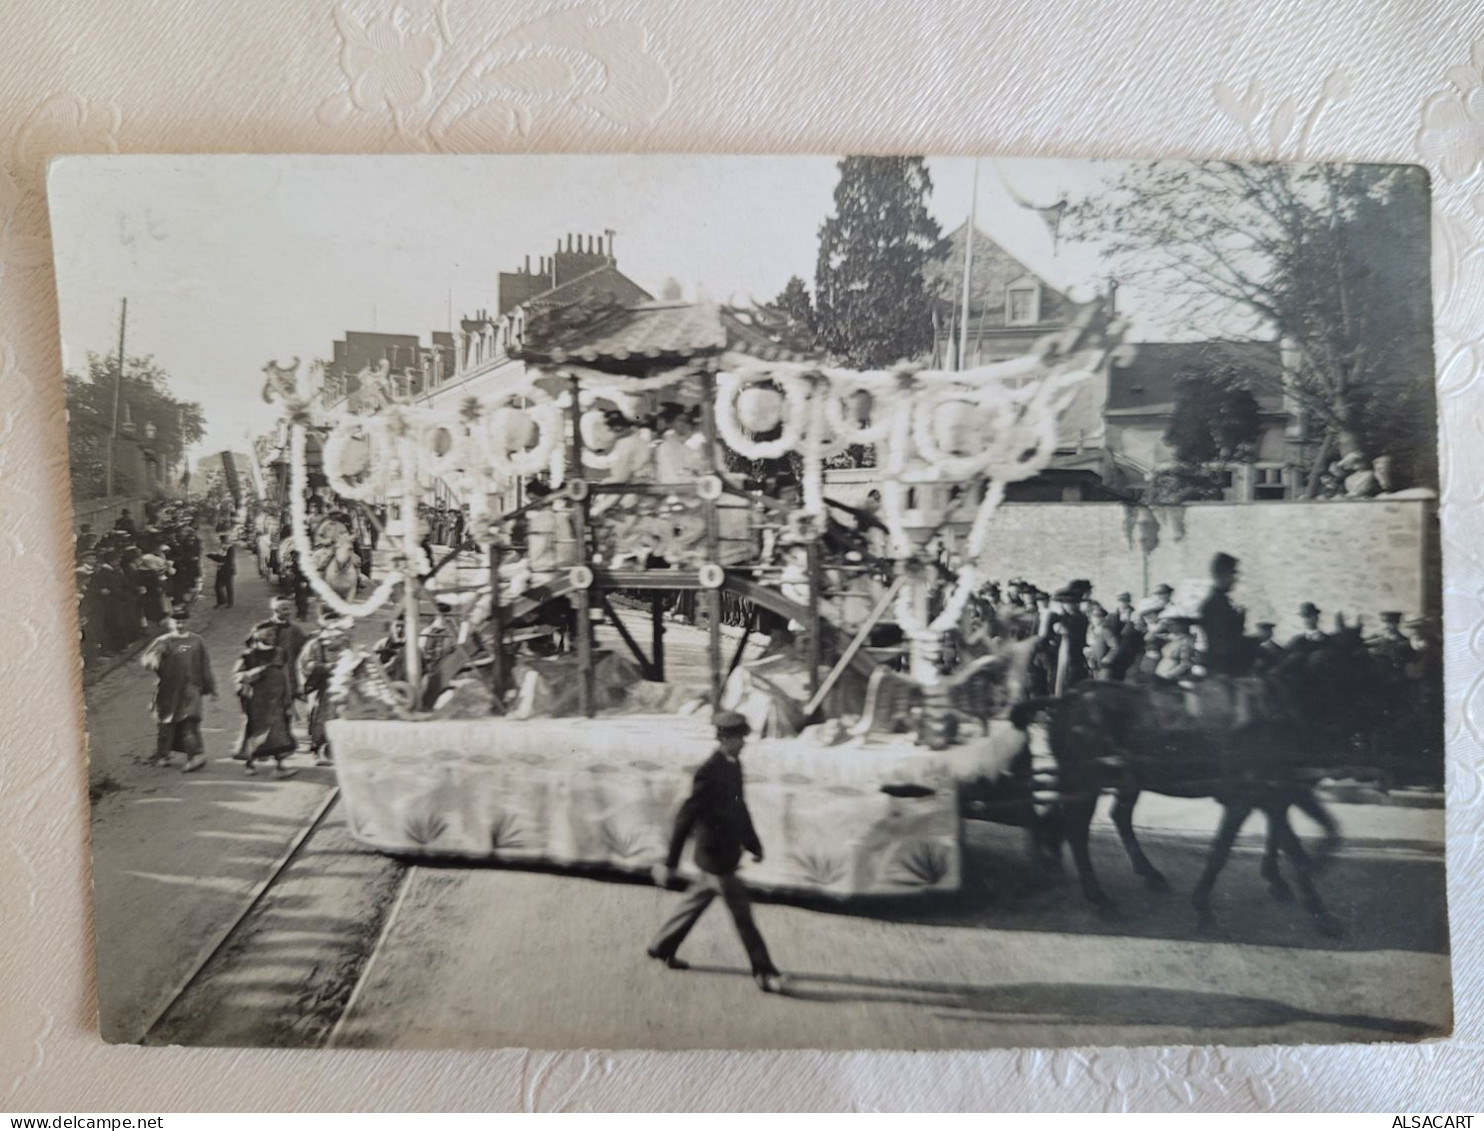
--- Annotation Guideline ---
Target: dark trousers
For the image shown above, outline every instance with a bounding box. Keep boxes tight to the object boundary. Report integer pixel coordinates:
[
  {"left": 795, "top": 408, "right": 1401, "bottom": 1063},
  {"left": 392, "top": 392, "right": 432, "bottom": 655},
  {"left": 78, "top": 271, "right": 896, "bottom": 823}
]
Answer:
[
  {"left": 649, "top": 871, "right": 778, "bottom": 976},
  {"left": 215, "top": 571, "right": 234, "bottom": 607}
]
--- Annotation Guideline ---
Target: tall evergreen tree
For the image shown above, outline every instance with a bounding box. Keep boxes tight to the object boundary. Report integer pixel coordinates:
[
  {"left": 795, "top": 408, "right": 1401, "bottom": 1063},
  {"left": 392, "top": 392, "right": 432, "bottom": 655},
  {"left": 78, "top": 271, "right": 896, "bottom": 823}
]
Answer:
[{"left": 814, "top": 157, "right": 941, "bottom": 368}]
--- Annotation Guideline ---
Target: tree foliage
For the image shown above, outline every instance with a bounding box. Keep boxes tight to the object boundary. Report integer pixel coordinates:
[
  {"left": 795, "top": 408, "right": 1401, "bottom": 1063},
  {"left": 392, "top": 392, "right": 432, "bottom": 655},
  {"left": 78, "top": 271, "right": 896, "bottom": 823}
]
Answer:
[
  {"left": 66, "top": 353, "right": 206, "bottom": 500},
  {"left": 1067, "top": 162, "right": 1435, "bottom": 490},
  {"left": 772, "top": 275, "right": 815, "bottom": 334},
  {"left": 1164, "top": 365, "right": 1262, "bottom": 465},
  {"left": 814, "top": 157, "right": 941, "bottom": 368}
]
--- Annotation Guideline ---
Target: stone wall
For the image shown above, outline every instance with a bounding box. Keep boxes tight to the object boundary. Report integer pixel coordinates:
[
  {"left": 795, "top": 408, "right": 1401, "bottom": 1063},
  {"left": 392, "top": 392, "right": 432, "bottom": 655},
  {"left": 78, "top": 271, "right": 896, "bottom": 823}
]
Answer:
[{"left": 970, "top": 498, "right": 1438, "bottom": 641}]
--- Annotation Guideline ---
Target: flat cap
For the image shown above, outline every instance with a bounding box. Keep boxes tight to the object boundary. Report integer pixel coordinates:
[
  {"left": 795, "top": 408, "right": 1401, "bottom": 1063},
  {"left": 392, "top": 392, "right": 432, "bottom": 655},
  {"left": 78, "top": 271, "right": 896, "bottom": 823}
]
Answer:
[{"left": 713, "top": 710, "right": 751, "bottom": 736}]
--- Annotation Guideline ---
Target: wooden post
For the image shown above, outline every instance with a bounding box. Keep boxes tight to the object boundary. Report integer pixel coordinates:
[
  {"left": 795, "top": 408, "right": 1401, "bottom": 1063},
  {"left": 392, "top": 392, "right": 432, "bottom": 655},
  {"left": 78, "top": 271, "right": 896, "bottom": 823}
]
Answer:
[
  {"left": 698, "top": 368, "right": 725, "bottom": 709},
  {"left": 806, "top": 541, "right": 823, "bottom": 694},
  {"left": 651, "top": 591, "right": 666, "bottom": 682},
  {"left": 567, "top": 371, "right": 594, "bottom": 717},
  {"left": 488, "top": 534, "right": 504, "bottom": 713}
]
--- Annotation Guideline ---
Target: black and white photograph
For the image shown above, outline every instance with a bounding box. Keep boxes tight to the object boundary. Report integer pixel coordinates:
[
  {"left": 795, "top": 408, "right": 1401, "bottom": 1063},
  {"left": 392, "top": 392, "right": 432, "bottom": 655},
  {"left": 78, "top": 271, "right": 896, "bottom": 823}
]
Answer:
[{"left": 50, "top": 154, "right": 1448, "bottom": 1050}]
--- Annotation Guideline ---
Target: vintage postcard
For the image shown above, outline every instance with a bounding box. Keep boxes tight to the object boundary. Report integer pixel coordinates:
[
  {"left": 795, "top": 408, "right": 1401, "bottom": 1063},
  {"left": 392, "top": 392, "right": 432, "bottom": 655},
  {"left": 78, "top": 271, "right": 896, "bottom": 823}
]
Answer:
[{"left": 49, "top": 154, "right": 1449, "bottom": 1049}]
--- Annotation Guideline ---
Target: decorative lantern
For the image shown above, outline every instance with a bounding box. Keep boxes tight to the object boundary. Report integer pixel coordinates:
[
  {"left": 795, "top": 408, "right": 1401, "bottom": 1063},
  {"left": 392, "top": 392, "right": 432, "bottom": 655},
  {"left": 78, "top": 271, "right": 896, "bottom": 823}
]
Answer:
[
  {"left": 736, "top": 384, "right": 784, "bottom": 433},
  {"left": 503, "top": 408, "right": 537, "bottom": 453},
  {"left": 933, "top": 400, "right": 977, "bottom": 457}
]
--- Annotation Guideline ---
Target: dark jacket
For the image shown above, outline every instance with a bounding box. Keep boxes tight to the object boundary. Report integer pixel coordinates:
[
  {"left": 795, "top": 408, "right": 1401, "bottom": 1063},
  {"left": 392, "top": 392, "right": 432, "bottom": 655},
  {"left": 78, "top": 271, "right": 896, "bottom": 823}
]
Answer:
[
  {"left": 1199, "top": 588, "right": 1253, "bottom": 676},
  {"left": 208, "top": 544, "right": 237, "bottom": 576},
  {"left": 665, "top": 749, "right": 763, "bottom": 875},
  {"left": 147, "top": 631, "right": 216, "bottom": 723}
]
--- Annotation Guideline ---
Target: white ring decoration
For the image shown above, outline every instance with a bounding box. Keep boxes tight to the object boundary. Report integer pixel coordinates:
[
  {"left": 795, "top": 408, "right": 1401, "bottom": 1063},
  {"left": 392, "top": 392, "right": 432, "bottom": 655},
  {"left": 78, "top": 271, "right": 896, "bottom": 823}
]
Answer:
[
  {"left": 715, "top": 371, "right": 810, "bottom": 460},
  {"left": 822, "top": 382, "right": 896, "bottom": 447},
  {"left": 290, "top": 423, "right": 405, "bottom": 619},
  {"left": 420, "top": 417, "right": 466, "bottom": 480},
  {"left": 322, "top": 420, "right": 387, "bottom": 502}
]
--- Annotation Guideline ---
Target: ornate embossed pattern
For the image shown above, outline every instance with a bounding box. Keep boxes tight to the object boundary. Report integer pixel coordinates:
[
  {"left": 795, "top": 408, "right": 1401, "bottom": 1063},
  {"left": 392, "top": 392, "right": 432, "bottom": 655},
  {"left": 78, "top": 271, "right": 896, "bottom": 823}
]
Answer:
[
  {"left": 0, "top": 0, "right": 1482, "bottom": 1113},
  {"left": 317, "top": 2, "right": 673, "bottom": 148}
]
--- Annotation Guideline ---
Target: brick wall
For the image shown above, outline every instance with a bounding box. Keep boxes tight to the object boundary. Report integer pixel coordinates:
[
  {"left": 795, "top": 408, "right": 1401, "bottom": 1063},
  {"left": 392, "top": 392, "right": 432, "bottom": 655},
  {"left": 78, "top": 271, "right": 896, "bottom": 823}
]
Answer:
[{"left": 970, "top": 498, "right": 1437, "bottom": 641}]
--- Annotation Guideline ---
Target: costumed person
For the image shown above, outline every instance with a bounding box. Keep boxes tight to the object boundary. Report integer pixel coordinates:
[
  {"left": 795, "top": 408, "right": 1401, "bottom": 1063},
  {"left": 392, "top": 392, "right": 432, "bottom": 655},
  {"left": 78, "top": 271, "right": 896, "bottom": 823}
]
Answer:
[
  {"left": 1197, "top": 552, "right": 1254, "bottom": 676},
  {"left": 418, "top": 601, "right": 458, "bottom": 710},
  {"left": 262, "top": 595, "right": 309, "bottom": 748},
  {"left": 233, "top": 621, "right": 298, "bottom": 778},
  {"left": 591, "top": 410, "right": 656, "bottom": 567},
  {"left": 652, "top": 405, "right": 709, "bottom": 565},
  {"left": 647, "top": 711, "right": 788, "bottom": 994},
  {"left": 207, "top": 535, "right": 237, "bottom": 608},
  {"left": 299, "top": 611, "right": 353, "bottom": 766},
  {"left": 139, "top": 604, "right": 216, "bottom": 773}
]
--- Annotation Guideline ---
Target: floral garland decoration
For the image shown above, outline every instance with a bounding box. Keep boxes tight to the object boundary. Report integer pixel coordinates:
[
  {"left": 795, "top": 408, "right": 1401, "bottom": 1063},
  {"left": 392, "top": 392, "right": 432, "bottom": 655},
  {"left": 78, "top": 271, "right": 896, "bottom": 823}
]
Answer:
[
  {"left": 715, "top": 370, "right": 812, "bottom": 461},
  {"left": 322, "top": 418, "right": 389, "bottom": 502},
  {"left": 291, "top": 421, "right": 407, "bottom": 619}
]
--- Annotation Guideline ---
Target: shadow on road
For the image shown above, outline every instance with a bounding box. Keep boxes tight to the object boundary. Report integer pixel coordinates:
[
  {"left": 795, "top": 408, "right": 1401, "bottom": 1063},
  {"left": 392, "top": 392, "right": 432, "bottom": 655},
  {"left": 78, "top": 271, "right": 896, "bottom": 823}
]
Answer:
[{"left": 681, "top": 964, "right": 1441, "bottom": 1038}]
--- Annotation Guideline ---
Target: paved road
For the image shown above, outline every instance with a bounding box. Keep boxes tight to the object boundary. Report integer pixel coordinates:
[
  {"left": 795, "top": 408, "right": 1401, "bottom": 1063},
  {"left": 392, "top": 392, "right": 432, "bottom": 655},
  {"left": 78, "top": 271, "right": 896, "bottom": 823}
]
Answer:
[
  {"left": 330, "top": 824, "right": 1449, "bottom": 1050},
  {"left": 85, "top": 562, "right": 341, "bottom": 1042}
]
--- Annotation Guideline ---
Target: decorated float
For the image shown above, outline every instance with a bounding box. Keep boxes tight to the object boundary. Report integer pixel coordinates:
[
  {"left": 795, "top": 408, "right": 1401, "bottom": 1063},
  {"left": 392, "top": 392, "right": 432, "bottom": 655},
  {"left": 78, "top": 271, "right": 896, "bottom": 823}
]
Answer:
[{"left": 262, "top": 298, "right": 1127, "bottom": 898}]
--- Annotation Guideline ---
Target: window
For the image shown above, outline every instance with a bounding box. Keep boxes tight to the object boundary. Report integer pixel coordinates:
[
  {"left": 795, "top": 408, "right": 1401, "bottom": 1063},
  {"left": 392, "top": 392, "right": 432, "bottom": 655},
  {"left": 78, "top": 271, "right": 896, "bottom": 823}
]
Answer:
[
  {"left": 906, "top": 487, "right": 918, "bottom": 510},
  {"left": 1006, "top": 281, "right": 1041, "bottom": 326}
]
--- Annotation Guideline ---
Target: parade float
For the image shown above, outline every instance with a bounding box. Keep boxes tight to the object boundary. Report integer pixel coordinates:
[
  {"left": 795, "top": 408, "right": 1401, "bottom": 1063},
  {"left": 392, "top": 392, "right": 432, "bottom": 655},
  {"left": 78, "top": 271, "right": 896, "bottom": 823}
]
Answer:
[{"left": 262, "top": 298, "right": 1127, "bottom": 898}]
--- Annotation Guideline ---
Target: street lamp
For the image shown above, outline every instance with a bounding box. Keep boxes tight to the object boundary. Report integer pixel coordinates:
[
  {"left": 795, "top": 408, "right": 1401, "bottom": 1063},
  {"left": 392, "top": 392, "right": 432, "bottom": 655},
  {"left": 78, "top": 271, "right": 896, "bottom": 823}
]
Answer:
[{"left": 1134, "top": 505, "right": 1160, "bottom": 596}]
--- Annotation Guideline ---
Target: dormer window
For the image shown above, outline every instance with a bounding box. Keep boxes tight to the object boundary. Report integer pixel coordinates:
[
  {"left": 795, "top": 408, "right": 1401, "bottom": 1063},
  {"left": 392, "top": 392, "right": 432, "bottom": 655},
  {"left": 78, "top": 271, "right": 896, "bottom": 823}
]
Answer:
[{"left": 1006, "top": 279, "right": 1041, "bottom": 326}]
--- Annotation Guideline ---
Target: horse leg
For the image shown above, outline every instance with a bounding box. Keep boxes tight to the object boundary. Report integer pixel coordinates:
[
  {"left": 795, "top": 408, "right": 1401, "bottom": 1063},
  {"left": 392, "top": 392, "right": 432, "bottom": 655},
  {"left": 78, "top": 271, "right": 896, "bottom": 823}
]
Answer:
[
  {"left": 1110, "top": 788, "right": 1168, "bottom": 892},
  {"left": 1190, "top": 802, "right": 1252, "bottom": 933},
  {"left": 1292, "top": 788, "right": 1342, "bottom": 870},
  {"left": 1267, "top": 803, "right": 1343, "bottom": 938},
  {"left": 1259, "top": 816, "right": 1294, "bottom": 902},
  {"left": 1062, "top": 792, "right": 1116, "bottom": 918}
]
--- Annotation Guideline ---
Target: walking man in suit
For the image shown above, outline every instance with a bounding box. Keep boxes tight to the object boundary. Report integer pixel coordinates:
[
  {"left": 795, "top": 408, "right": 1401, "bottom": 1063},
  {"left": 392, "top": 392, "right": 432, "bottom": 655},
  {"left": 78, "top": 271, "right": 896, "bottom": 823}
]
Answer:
[
  {"left": 648, "top": 711, "right": 788, "bottom": 993},
  {"left": 208, "top": 536, "right": 237, "bottom": 608}
]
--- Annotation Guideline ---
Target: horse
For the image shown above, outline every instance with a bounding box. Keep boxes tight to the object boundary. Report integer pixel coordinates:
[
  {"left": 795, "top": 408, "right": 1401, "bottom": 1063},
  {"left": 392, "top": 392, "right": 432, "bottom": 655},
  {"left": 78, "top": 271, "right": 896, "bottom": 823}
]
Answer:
[{"left": 1037, "top": 626, "right": 1392, "bottom": 937}]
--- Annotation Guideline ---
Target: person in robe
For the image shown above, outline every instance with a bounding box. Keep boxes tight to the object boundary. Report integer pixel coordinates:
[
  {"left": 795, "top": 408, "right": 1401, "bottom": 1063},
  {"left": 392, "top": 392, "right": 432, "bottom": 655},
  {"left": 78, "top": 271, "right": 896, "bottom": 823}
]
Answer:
[
  {"left": 299, "top": 611, "right": 353, "bottom": 766},
  {"left": 233, "top": 621, "right": 298, "bottom": 778},
  {"left": 140, "top": 605, "right": 216, "bottom": 773}
]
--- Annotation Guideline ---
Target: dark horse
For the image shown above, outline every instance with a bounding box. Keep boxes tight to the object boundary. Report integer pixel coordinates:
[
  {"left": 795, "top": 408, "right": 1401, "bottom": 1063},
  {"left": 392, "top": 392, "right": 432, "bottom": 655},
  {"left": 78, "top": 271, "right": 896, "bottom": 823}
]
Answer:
[{"left": 1041, "top": 629, "right": 1399, "bottom": 937}]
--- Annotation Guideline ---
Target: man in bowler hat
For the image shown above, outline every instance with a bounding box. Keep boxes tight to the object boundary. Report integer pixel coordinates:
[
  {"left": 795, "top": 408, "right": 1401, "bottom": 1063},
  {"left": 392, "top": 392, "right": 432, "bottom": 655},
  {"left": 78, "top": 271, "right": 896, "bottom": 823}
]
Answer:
[{"left": 649, "top": 711, "right": 787, "bottom": 993}]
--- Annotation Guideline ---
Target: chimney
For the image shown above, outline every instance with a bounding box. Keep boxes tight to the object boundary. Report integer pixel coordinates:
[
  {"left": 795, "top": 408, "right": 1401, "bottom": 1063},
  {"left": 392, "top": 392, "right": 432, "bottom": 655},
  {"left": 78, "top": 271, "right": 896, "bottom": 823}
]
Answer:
[
  {"left": 605, "top": 228, "right": 616, "bottom": 262},
  {"left": 525, "top": 255, "right": 531, "bottom": 273},
  {"left": 586, "top": 234, "right": 594, "bottom": 254},
  {"left": 566, "top": 233, "right": 573, "bottom": 252}
]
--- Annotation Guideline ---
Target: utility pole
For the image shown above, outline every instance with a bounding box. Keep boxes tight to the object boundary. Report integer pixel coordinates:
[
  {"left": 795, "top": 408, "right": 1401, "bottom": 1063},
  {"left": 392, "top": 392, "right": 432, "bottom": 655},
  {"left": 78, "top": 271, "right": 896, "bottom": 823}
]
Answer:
[
  {"left": 957, "top": 159, "right": 979, "bottom": 371},
  {"left": 104, "top": 297, "right": 128, "bottom": 500}
]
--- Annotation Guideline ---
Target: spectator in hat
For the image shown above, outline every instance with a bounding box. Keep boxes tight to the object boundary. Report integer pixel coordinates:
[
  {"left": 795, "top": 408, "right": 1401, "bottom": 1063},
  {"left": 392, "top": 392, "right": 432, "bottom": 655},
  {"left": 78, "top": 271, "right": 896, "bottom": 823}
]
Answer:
[
  {"left": 1198, "top": 551, "right": 1254, "bottom": 676},
  {"left": 1369, "top": 610, "right": 1416, "bottom": 674},
  {"left": 1155, "top": 614, "right": 1198, "bottom": 683},
  {"left": 1288, "top": 602, "right": 1329, "bottom": 655},
  {"left": 1108, "top": 591, "right": 1136, "bottom": 634},
  {"left": 1150, "top": 583, "right": 1174, "bottom": 614},
  {"left": 1253, "top": 621, "right": 1286, "bottom": 671},
  {"left": 648, "top": 710, "right": 787, "bottom": 994},
  {"left": 139, "top": 604, "right": 215, "bottom": 773}
]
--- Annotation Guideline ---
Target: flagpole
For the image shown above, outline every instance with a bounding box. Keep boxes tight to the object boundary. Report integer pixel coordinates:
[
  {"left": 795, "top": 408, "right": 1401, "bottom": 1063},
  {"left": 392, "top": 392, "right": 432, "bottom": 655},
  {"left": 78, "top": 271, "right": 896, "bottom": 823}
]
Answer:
[
  {"left": 957, "top": 160, "right": 979, "bottom": 372},
  {"left": 104, "top": 297, "right": 128, "bottom": 500}
]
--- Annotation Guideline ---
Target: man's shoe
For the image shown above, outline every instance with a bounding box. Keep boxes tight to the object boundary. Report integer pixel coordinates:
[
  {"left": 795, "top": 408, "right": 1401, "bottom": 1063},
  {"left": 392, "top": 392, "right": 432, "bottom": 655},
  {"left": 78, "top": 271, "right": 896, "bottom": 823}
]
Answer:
[
  {"left": 754, "top": 972, "right": 789, "bottom": 994},
  {"left": 182, "top": 756, "right": 207, "bottom": 774},
  {"left": 647, "top": 949, "right": 689, "bottom": 971}
]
